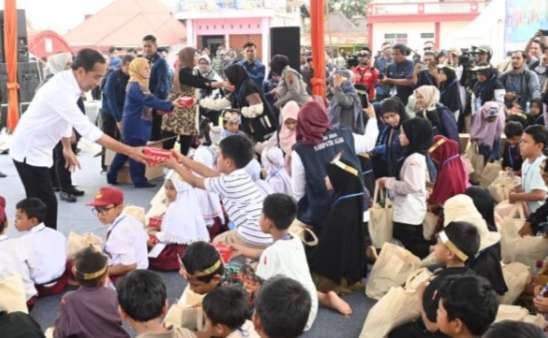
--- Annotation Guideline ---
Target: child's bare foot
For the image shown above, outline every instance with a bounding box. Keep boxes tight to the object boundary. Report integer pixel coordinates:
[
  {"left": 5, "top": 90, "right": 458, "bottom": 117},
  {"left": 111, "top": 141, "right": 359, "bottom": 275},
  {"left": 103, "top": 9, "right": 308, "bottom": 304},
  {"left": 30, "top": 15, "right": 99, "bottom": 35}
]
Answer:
[{"left": 327, "top": 291, "right": 352, "bottom": 316}]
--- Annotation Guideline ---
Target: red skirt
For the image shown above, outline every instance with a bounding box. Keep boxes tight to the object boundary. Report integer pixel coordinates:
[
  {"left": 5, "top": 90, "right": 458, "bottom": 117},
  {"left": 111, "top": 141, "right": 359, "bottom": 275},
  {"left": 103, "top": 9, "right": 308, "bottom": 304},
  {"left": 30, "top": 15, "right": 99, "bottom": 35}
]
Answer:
[
  {"left": 148, "top": 244, "right": 187, "bottom": 271},
  {"left": 26, "top": 296, "right": 38, "bottom": 311},
  {"left": 35, "top": 262, "right": 71, "bottom": 297}
]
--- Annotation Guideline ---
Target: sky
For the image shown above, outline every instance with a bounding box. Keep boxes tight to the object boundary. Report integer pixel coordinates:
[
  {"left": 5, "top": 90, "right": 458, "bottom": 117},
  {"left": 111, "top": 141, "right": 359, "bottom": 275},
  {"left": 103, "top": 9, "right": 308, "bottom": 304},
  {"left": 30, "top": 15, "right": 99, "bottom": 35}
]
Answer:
[{"left": 0, "top": 0, "right": 176, "bottom": 34}]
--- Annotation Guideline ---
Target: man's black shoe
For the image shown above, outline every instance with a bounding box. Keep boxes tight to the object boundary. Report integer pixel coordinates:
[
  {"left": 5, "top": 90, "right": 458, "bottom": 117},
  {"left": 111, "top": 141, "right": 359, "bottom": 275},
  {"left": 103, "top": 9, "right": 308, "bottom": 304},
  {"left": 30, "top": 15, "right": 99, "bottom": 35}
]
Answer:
[
  {"left": 67, "top": 186, "right": 85, "bottom": 196},
  {"left": 60, "top": 192, "right": 77, "bottom": 203}
]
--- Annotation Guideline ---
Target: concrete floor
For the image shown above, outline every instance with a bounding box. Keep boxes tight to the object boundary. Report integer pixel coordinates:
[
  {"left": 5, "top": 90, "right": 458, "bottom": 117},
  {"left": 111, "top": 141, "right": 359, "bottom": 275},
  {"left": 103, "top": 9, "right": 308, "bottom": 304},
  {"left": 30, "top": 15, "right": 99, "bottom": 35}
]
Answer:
[{"left": 0, "top": 141, "right": 375, "bottom": 338}]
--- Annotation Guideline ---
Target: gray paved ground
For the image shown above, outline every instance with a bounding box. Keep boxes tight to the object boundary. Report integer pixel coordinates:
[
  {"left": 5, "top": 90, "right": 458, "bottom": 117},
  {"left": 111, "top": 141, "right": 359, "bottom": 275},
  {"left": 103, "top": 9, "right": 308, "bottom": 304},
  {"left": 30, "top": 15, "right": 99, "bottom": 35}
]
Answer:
[{"left": 0, "top": 143, "right": 375, "bottom": 338}]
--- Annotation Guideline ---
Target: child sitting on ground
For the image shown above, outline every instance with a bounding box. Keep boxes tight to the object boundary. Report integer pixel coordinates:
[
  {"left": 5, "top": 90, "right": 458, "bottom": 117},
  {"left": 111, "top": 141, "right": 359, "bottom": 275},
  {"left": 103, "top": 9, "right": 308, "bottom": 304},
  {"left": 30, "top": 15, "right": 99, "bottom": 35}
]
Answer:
[
  {"left": 236, "top": 193, "right": 351, "bottom": 331},
  {"left": 162, "top": 135, "right": 272, "bottom": 253},
  {"left": 389, "top": 221, "right": 480, "bottom": 338},
  {"left": 220, "top": 110, "right": 245, "bottom": 140},
  {"left": 15, "top": 197, "right": 67, "bottom": 297},
  {"left": 0, "top": 196, "right": 37, "bottom": 305},
  {"left": 201, "top": 286, "right": 259, "bottom": 338},
  {"left": 528, "top": 98, "right": 545, "bottom": 126},
  {"left": 509, "top": 125, "right": 548, "bottom": 214},
  {"left": 164, "top": 241, "right": 225, "bottom": 331},
  {"left": 88, "top": 187, "right": 148, "bottom": 278},
  {"left": 435, "top": 275, "right": 499, "bottom": 338},
  {"left": 261, "top": 147, "right": 293, "bottom": 195},
  {"left": 52, "top": 247, "right": 129, "bottom": 338},
  {"left": 253, "top": 276, "right": 312, "bottom": 338},
  {"left": 148, "top": 171, "right": 209, "bottom": 271},
  {"left": 502, "top": 121, "right": 524, "bottom": 174},
  {"left": 117, "top": 270, "right": 196, "bottom": 338}
]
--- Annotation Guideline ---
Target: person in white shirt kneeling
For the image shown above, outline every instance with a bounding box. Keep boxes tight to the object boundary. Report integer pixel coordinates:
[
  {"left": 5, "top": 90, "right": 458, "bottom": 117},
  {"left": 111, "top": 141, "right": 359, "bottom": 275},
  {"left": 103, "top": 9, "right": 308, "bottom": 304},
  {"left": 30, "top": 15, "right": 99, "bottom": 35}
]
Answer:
[{"left": 88, "top": 187, "right": 148, "bottom": 281}]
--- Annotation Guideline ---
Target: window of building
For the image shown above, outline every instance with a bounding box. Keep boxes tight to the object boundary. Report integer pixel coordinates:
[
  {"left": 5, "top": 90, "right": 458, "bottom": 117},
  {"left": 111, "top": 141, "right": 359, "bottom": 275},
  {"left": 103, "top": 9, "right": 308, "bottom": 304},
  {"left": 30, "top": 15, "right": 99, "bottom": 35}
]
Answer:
[
  {"left": 384, "top": 33, "right": 408, "bottom": 45},
  {"left": 421, "top": 33, "right": 435, "bottom": 39}
]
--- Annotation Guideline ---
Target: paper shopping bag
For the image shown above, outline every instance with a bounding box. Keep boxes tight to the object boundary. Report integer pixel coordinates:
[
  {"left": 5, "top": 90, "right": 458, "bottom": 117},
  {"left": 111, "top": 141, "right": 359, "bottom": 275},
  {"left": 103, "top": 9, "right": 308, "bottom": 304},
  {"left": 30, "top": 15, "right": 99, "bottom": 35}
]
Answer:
[
  {"left": 464, "top": 141, "right": 484, "bottom": 181},
  {"left": 478, "top": 161, "right": 502, "bottom": 187},
  {"left": 499, "top": 262, "right": 531, "bottom": 305},
  {"left": 366, "top": 242, "right": 422, "bottom": 299},
  {"left": 488, "top": 171, "right": 521, "bottom": 203},
  {"left": 369, "top": 182, "right": 393, "bottom": 249},
  {"left": 67, "top": 232, "right": 103, "bottom": 259},
  {"left": 495, "top": 202, "right": 548, "bottom": 266},
  {"left": 0, "top": 274, "right": 28, "bottom": 313}
]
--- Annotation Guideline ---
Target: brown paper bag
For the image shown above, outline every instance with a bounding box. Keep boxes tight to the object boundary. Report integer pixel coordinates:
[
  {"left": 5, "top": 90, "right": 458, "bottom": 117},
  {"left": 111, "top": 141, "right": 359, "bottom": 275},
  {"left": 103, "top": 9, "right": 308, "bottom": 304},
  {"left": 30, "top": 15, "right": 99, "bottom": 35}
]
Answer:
[
  {"left": 67, "top": 232, "right": 103, "bottom": 259},
  {"left": 495, "top": 202, "right": 548, "bottom": 266},
  {"left": 366, "top": 242, "right": 422, "bottom": 299},
  {"left": 478, "top": 161, "right": 502, "bottom": 187},
  {"left": 369, "top": 182, "right": 393, "bottom": 249},
  {"left": 499, "top": 262, "right": 531, "bottom": 305},
  {"left": 0, "top": 274, "right": 28, "bottom": 313}
]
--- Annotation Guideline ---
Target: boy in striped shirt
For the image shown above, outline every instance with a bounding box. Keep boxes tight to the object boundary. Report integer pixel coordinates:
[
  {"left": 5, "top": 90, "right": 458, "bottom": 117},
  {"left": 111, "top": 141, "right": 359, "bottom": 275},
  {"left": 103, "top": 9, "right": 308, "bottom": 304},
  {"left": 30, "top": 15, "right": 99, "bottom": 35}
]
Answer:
[{"left": 163, "top": 135, "right": 272, "bottom": 255}]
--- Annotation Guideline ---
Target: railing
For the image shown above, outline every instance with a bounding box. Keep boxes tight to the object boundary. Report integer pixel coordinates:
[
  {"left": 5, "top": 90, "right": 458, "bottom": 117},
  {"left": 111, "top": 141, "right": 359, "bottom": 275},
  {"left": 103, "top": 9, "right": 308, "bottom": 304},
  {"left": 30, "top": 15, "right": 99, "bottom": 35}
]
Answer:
[
  {"left": 177, "top": 0, "right": 287, "bottom": 12},
  {"left": 367, "top": 1, "right": 487, "bottom": 16}
]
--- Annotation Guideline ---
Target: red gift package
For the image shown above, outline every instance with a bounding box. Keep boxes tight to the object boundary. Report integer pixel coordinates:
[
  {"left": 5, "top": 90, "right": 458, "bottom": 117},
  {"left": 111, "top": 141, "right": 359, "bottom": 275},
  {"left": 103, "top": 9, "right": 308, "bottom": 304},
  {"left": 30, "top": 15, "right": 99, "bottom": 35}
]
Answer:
[
  {"left": 148, "top": 215, "right": 163, "bottom": 231},
  {"left": 214, "top": 243, "right": 234, "bottom": 263},
  {"left": 142, "top": 147, "right": 171, "bottom": 165},
  {"left": 178, "top": 96, "right": 194, "bottom": 108}
]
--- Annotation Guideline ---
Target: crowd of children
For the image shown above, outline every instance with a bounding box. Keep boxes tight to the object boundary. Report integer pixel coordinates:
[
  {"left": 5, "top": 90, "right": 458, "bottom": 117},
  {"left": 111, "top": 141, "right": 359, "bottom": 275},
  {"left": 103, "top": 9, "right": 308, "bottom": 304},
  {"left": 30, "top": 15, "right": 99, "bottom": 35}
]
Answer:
[{"left": 3, "top": 61, "right": 548, "bottom": 338}]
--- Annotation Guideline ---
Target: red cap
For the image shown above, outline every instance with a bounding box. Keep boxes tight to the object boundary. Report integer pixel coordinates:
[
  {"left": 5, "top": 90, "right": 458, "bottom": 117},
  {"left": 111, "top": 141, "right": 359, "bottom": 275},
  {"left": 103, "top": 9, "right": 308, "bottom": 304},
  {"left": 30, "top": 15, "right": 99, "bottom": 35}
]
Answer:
[{"left": 87, "top": 187, "right": 123, "bottom": 207}]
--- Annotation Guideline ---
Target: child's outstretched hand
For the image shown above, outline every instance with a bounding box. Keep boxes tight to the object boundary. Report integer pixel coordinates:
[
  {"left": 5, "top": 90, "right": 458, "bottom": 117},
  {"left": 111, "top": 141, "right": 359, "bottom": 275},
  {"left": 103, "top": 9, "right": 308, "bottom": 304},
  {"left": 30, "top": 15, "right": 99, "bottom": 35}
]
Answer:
[{"left": 161, "top": 154, "right": 180, "bottom": 169}]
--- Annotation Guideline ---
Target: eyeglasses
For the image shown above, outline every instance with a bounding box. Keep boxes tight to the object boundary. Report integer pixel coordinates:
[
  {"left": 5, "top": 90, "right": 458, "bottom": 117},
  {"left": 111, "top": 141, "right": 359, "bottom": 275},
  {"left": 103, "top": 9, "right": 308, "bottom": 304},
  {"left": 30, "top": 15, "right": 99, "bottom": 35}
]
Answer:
[{"left": 91, "top": 205, "right": 116, "bottom": 215}]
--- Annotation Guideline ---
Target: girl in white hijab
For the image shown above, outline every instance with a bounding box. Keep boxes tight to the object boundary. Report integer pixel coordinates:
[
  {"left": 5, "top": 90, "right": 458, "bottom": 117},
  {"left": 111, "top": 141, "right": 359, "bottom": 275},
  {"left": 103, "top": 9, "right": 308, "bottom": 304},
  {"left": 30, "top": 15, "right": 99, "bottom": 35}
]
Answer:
[
  {"left": 261, "top": 147, "right": 293, "bottom": 195},
  {"left": 46, "top": 52, "right": 73, "bottom": 76}
]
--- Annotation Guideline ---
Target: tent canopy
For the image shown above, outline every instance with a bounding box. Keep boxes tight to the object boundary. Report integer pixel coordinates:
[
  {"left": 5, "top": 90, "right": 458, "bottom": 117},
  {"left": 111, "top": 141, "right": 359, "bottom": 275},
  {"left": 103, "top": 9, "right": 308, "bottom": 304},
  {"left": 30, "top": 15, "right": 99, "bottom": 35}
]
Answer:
[{"left": 64, "top": 0, "right": 186, "bottom": 50}]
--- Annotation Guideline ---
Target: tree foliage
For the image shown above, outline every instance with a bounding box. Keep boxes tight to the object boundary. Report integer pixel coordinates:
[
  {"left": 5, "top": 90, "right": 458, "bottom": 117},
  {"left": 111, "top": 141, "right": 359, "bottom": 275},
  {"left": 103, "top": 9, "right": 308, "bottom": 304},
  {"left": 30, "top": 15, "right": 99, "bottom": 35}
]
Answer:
[{"left": 328, "top": 0, "right": 370, "bottom": 18}]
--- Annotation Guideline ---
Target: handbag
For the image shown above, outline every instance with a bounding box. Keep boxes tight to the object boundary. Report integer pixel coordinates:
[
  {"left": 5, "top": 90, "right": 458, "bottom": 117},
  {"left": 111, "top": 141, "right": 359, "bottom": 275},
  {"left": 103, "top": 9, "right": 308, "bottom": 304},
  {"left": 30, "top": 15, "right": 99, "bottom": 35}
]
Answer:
[
  {"left": 495, "top": 202, "right": 548, "bottom": 266},
  {"left": 499, "top": 262, "right": 531, "bottom": 305},
  {"left": 369, "top": 182, "right": 393, "bottom": 249},
  {"left": 0, "top": 274, "right": 28, "bottom": 313},
  {"left": 366, "top": 242, "right": 422, "bottom": 299}
]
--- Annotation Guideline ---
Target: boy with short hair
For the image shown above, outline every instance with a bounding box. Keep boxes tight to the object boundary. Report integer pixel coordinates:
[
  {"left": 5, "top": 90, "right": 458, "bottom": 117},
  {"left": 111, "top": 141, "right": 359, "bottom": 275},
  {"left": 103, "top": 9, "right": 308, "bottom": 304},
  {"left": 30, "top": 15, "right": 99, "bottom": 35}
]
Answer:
[
  {"left": 253, "top": 276, "right": 311, "bottom": 338},
  {"left": 117, "top": 270, "right": 196, "bottom": 338},
  {"left": 201, "top": 286, "right": 259, "bottom": 338},
  {"left": 53, "top": 247, "right": 129, "bottom": 338},
  {"left": 0, "top": 196, "right": 37, "bottom": 303},
  {"left": 435, "top": 275, "right": 498, "bottom": 338},
  {"left": 88, "top": 186, "right": 149, "bottom": 277},
  {"left": 163, "top": 135, "right": 272, "bottom": 251},
  {"left": 510, "top": 125, "right": 548, "bottom": 214},
  {"left": 389, "top": 221, "right": 481, "bottom": 338},
  {"left": 502, "top": 121, "right": 524, "bottom": 173},
  {"left": 15, "top": 197, "right": 67, "bottom": 296}
]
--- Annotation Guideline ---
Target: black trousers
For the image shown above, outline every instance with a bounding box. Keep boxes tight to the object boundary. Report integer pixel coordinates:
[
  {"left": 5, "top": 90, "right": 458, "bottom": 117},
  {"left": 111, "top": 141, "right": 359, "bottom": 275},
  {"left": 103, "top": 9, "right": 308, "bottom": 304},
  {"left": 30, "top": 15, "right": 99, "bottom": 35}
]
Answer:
[
  {"left": 100, "top": 111, "right": 120, "bottom": 170},
  {"left": 150, "top": 111, "right": 163, "bottom": 141},
  {"left": 161, "top": 131, "right": 193, "bottom": 155},
  {"left": 393, "top": 221, "right": 431, "bottom": 259},
  {"left": 50, "top": 141, "right": 73, "bottom": 192},
  {"left": 14, "top": 160, "right": 58, "bottom": 229}
]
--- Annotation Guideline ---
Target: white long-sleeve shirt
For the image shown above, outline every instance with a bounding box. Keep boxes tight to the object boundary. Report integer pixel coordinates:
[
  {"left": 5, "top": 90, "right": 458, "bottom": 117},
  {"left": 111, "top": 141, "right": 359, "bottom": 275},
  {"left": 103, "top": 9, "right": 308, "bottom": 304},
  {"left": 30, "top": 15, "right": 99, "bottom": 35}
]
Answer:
[
  {"left": 0, "top": 235, "right": 37, "bottom": 300},
  {"left": 10, "top": 70, "right": 103, "bottom": 167},
  {"left": 291, "top": 117, "right": 379, "bottom": 201}
]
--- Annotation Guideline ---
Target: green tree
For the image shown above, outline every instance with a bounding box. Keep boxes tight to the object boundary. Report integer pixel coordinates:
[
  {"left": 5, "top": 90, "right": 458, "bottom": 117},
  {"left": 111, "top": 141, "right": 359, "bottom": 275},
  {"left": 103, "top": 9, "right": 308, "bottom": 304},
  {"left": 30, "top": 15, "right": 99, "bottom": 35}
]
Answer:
[{"left": 328, "top": 0, "right": 370, "bottom": 19}]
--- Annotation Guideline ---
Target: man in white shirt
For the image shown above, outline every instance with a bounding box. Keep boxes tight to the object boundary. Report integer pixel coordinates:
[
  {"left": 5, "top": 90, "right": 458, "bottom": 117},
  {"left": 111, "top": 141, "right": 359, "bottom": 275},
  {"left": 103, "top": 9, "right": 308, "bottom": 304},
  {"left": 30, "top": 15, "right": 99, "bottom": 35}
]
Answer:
[
  {"left": 88, "top": 186, "right": 149, "bottom": 277},
  {"left": 9, "top": 48, "right": 149, "bottom": 230},
  {"left": 14, "top": 198, "right": 67, "bottom": 293}
]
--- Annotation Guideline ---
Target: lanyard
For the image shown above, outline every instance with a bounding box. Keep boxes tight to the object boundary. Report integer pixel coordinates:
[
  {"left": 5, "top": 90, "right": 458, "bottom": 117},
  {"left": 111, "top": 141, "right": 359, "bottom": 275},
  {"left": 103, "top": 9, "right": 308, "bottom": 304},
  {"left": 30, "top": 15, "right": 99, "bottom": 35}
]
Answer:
[
  {"left": 106, "top": 215, "right": 126, "bottom": 242},
  {"left": 442, "top": 154, "right": 460, "bottom": 167},
  {"left": 334, "top": 192, "right": 365, "bottom": 206}
]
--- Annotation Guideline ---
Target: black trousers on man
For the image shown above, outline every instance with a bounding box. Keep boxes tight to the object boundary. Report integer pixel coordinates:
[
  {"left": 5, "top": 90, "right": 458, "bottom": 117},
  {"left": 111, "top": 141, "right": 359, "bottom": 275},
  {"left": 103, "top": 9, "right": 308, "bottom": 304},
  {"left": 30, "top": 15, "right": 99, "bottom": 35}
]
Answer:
[{"left": 14, "top": 160, "right": 58, "bottom": 229}]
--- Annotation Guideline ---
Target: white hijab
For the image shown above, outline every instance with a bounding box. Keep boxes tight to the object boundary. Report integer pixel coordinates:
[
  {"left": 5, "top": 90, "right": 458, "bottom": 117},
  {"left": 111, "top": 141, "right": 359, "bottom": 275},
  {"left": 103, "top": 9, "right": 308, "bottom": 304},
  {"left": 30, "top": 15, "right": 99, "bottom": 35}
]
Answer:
[
  {"left": 46, "top": 52, "right": 72, "bottom": 75},
  {"left": 245, "top": 158, "right": 274, "bottom": 196},
  {"left": 261, "top": 147, "right": 293, "bottom": 195},
  {"left": 156, "top": 171, "right": 210, "bottom": 244}
]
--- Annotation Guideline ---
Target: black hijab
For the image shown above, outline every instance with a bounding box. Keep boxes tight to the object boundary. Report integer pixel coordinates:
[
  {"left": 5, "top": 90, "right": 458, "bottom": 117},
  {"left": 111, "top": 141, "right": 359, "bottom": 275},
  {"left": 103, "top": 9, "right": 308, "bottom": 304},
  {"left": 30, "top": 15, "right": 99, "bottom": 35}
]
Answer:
[
  {"left": 465, "top": 186, "right": 496, "bottom": 231},
  {"left": 224, "top": 63, "right": 249, "bottom": 88},
  {"left": 439, "top": 66, "right": 462, "bottom": 113},
  {"left": 402, "top": 117, "right": 433, "bottom": 156},
  {"left": 309, "top": 156, "right": 366, "bottom": 286}
]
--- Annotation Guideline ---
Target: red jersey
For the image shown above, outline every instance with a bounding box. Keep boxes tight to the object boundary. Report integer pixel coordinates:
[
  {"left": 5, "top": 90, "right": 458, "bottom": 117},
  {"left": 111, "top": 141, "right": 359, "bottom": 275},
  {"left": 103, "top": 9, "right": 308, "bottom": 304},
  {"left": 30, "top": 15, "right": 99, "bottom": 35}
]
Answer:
[{"left": 352, "top": 65, "right": 380, "bottom": 100}]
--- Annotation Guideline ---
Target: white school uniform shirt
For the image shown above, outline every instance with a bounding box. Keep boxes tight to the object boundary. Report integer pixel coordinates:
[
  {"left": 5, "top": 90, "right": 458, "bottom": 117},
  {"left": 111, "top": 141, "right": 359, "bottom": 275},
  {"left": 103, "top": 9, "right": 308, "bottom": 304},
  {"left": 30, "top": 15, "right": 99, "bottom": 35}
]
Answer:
[
  {"left": 255, "top": 236, "right": 319, "bottom": 331},
  {"left": 521, "top": 154, "right": 547, "bottom": 214},
  {"left": 19, "top": 223, "right": 67, "bottom": 285},
  {"left": 9, "top": 70, "right": 103, "bottom": 167},
  {"left": 0, "top": 235, "right": 37, "bottom": 300},
  {"left": 291, "top": 116, "right": 379, "bottom": 201},
  {"left": 104, "top": 213, "right": 149, "bottom": 269}
]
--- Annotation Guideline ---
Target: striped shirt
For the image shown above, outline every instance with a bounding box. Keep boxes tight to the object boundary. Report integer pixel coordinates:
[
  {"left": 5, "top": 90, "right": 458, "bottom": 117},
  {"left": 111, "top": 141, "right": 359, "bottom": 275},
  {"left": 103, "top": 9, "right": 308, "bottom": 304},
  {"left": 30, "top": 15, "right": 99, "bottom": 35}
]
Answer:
[{"left": 205, "top": 169, "right": 272, "bottom": 245}]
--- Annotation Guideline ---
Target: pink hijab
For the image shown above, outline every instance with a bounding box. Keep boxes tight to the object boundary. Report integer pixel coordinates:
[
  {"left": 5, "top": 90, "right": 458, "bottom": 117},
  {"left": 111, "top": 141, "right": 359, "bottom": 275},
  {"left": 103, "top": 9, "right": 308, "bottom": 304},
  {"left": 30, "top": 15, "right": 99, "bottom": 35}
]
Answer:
[
  {"left": 470, "top": 101, "right": 505, "bottom": 147},
  {"left": 279, "top": 101, "right": 299, "bottom": 154}
]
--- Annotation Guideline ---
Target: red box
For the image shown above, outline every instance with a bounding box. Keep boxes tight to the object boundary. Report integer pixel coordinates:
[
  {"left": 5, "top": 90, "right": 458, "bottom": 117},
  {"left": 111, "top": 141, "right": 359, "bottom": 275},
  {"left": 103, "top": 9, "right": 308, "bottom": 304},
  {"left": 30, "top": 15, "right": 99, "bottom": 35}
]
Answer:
[
  {"left": 214, "top": 243, "right": 234, "bottom": 263},
  {"left": 143, "top": 147, "right": 171, "bottom": 165},
  {"left": 178, "top": 96, "right": 194, "bottom": 108}
]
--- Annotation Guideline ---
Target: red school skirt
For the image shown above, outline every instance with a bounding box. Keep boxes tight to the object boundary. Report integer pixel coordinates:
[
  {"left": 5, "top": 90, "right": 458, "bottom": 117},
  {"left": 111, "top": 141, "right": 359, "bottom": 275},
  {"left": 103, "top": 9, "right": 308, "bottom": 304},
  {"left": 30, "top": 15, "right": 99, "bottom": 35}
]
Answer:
[
  {"left": 148, "top": 244, "right": 187, "bottom": 271},
  {"left": 35, "top": 261, "right": 71, "bottom": 297}
]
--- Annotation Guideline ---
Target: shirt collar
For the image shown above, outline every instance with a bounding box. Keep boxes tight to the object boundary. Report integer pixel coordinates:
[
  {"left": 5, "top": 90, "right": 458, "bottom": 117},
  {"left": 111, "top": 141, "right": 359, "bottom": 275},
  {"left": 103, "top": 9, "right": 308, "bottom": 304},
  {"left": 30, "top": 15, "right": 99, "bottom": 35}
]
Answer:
[{"left": 30, "top": 223, "right": 46, "bottom": 233}]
